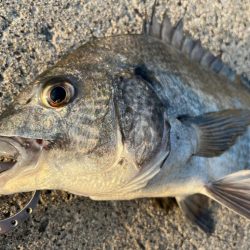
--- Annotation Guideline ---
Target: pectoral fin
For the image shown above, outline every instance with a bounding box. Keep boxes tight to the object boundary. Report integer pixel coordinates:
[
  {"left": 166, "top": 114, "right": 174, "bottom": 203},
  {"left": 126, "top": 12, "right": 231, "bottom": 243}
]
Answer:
[
  {"left": 205, "top": 170, "right": 250, "bottom": 220},
  {"left": 176, "top": 194, "right": 214, "bottom": 233},
  {"left": 179, "top": 109, "right": 250, "bottom": 157}
]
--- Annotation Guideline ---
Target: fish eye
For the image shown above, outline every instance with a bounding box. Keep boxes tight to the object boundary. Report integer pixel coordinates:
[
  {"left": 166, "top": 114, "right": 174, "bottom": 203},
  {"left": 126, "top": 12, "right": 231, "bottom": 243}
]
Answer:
[{"left": 41, "top": 81, "right": 75, "bottom": 108}]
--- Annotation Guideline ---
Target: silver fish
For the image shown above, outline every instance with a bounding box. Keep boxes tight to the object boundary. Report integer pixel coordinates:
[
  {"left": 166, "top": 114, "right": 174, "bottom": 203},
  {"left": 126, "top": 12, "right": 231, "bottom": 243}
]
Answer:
[{"left": 0, "top": 13, "right": 249, "bottom": 233}]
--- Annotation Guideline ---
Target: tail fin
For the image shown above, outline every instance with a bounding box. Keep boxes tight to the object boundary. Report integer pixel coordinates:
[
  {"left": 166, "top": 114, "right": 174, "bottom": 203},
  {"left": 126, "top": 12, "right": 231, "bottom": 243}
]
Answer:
[{"left": 205, "top": 170, "right": 250, "bottom": 219}]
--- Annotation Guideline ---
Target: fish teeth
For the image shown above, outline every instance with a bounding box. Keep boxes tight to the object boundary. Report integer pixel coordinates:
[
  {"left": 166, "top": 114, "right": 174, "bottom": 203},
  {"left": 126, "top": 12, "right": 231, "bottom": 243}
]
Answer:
[{"left": 0, "top": 155, "right": 17, "bottom": 163}]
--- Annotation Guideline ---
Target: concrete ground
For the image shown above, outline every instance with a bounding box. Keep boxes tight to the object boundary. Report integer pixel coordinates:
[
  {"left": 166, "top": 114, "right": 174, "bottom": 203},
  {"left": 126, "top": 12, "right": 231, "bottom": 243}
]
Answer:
[{"left": 0, "top": 0, "right": 250, "bottom": 249}]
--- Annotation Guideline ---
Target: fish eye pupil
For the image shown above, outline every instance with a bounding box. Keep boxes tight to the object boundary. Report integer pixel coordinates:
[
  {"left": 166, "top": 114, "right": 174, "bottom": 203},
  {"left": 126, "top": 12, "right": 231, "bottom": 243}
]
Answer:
[
  {"left": 50, "top": 86, "right": 66, "bottom": 104},
  {"left": 43, "top": 80, "right": 75, "bottom": 108}
]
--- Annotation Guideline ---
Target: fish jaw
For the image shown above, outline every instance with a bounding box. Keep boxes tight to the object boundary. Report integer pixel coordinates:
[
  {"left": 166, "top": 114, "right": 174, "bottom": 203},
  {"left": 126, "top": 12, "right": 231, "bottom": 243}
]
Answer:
[
  {"left": 0, "top": 88, "right": 70, "bottom": 193},
  {"left": 0, "top": 136, "right": 47, "bottom": 194},
  {"left": 0, "top": 103, "right": 64, "bottom": 194}
]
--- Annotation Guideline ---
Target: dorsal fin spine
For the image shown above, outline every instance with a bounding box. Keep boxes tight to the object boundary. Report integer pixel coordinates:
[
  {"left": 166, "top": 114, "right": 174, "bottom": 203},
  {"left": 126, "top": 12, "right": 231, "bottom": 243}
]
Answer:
[{"left": 147, "top": 10, "right": 249, "bottom": 87}]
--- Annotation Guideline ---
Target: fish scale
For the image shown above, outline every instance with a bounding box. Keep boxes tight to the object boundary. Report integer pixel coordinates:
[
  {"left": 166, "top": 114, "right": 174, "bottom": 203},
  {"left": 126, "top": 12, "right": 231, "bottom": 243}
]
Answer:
[{"left": 0, "top": 10, "right": 249, "bottom": 234}]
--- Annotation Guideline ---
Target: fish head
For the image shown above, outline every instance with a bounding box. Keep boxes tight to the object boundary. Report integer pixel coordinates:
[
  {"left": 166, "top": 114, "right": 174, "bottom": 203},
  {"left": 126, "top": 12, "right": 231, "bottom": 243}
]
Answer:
[{"left": 0, "top": 37, "right": 170, "bottom": 196}]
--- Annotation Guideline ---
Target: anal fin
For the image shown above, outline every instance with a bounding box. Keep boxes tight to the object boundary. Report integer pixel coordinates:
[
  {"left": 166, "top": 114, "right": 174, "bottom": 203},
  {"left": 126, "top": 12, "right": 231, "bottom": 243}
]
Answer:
[
  {"left": 205, "top": 170, "right": 250, "bottom": 220},
  {"left": 154, "top": 197, "right": 176, "bottom": 212},
  {"left": 179, "top": 109, "right": 250, "bottom": 157},
  {"left": 176, "top": 194, "right": 214, "bottom": 233}
]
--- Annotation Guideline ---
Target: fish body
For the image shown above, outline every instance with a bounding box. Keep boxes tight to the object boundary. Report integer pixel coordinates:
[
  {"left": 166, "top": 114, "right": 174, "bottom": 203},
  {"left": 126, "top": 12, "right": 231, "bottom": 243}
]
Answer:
[{"left": 0, "top": 15, "right": 249, "bottom": 232}]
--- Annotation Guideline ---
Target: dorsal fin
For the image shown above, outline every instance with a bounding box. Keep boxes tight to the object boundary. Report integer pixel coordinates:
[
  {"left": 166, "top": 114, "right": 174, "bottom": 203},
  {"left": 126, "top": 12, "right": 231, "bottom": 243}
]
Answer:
[{"left": 145, "top": 4, "right": 250, "bottom": 87}]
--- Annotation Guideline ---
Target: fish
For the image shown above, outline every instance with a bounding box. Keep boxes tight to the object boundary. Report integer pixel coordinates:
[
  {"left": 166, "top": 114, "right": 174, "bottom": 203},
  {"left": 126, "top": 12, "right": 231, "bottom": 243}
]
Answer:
[{"left": 0, "top": 9, "right": 249, "bottom": 234}]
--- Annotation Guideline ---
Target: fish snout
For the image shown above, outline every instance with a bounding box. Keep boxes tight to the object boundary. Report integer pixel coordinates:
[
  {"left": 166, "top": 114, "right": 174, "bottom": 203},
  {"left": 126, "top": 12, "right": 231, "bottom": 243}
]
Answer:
[
  {"left": 0, "top": 137, "right": 44, "bottom": 194},
  {"left": 0, "top": 105, "right": 62, "bottom": 141}
]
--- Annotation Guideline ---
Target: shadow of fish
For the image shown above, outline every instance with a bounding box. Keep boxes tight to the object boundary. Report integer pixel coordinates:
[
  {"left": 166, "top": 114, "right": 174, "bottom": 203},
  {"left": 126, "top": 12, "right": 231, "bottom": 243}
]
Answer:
[{"left": 0, "top": 7, "right": 249, "bottom": 234}]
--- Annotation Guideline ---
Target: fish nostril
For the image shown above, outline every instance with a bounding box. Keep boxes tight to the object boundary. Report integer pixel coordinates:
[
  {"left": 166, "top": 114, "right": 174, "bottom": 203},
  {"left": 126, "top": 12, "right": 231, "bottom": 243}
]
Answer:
[
  {"left": 26, "top": 98, "right": 32, "bottom": 104},
  {"left": 36, "top": 139, "right": 43, "bottom": 145}
]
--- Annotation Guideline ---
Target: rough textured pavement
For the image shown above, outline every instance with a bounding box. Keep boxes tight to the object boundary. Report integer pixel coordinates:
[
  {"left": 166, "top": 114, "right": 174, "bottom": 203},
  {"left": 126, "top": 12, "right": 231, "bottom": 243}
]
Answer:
[{"left": 0, "top": 0, "right": 250, "bottom": 249}]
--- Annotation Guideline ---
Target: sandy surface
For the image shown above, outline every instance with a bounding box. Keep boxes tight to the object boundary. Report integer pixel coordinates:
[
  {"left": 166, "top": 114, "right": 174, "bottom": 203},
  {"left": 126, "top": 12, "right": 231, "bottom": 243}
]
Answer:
[{"left": 0, "top": 0, "right": 250, "bottom": 249}]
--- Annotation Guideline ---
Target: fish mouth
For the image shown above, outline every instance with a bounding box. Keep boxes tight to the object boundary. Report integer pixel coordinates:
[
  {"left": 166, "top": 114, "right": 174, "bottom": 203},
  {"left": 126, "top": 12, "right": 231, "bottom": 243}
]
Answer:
[{"left": 0, "top": 136, "right": 47, "bottom": 176}]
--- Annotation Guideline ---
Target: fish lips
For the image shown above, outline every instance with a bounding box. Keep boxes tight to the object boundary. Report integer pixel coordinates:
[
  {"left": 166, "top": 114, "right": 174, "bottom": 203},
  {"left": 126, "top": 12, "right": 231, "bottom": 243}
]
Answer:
[{"left": 0, "top": 136, "right": 46, "bottom": 178}]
